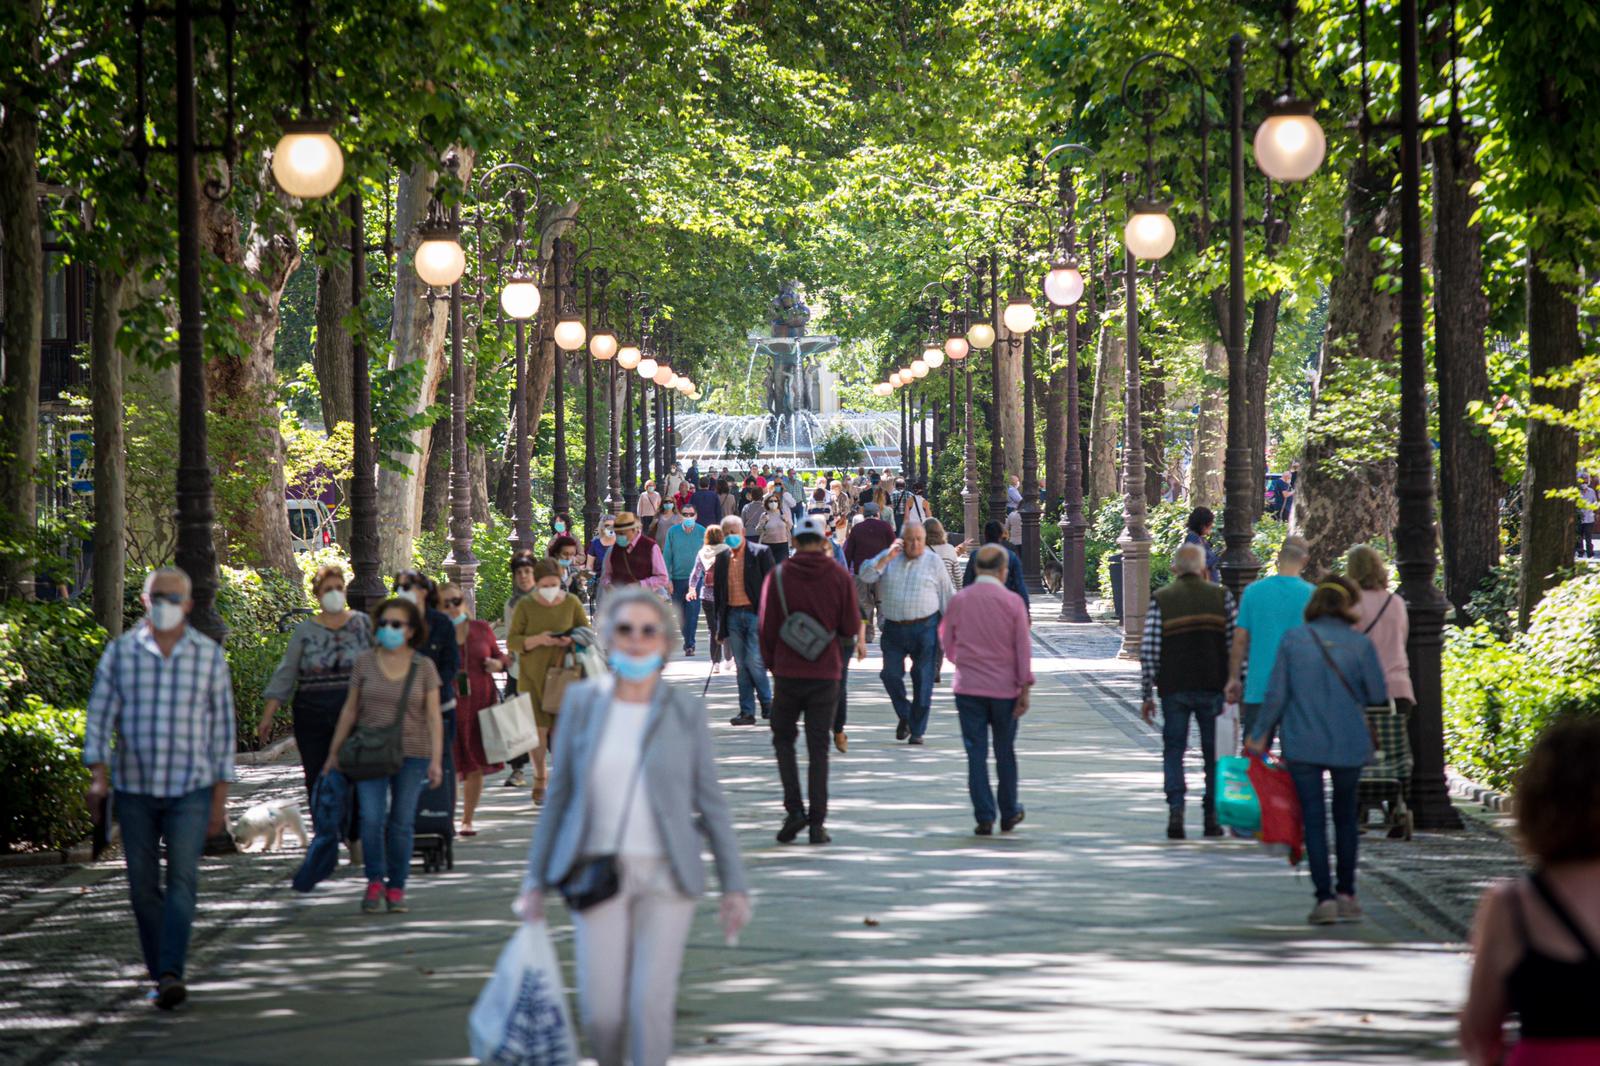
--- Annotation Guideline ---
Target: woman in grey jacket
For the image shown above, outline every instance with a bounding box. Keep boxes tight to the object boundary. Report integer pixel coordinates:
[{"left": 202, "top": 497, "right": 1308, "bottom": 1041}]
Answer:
[
  {"left": 516, "top": 587, "right": 750, "bottom": 1066},
  {"left": 1247, "top": 576, "right": 1388, "bottom": 926}
]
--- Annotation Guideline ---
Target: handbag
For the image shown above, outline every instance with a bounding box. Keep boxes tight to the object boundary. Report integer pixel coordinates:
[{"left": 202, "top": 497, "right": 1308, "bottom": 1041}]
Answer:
[
  {"left": 338, "top": 654, "right": 420, "bottom": 781},
  {"left": 480, "top": 692, "right": 538, "bottom": 764},
  {"left": 542, "top": 648, "right": 582, "bottom": 713},
  {"left": 557, "top": 750, "right": 648, "bottom": 912},
  {"left": 773, "top": 562, "right": 834, "bottom": 661}
]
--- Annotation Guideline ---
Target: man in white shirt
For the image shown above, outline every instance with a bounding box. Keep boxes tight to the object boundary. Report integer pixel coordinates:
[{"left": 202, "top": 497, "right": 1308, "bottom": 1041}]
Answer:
[
  {"left": 1580, "top": 473, "right": 1598, "bottom": 559},
  {"left": 859, "top": 521, "right": 954, "bottom": 744}
]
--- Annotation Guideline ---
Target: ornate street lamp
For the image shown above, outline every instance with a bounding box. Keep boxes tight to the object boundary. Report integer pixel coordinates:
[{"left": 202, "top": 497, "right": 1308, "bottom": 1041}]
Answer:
[{"left": 270, "top": 4, "right": 344, "bottom": 201}]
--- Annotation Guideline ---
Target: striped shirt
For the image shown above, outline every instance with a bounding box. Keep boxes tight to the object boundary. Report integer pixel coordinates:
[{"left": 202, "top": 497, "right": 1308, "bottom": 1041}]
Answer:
[
  {"left": 859, "top": 548, "right": 954, "bottom": 622},
  {"left": 83, "top": 623, "right": 237, "bottom": 797}
]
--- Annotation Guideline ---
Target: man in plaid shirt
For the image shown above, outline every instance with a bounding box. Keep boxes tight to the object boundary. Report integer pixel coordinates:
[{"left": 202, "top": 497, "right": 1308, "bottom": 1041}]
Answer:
[
  {"left": 84, "top": 567, "right": 236, "bottom": 1011},
  {"left": 859, "top": 521, "right": 954, "bottom": 744},
  {"left": 1138, "top": 545, "right": 1236, "bottom": 841}
]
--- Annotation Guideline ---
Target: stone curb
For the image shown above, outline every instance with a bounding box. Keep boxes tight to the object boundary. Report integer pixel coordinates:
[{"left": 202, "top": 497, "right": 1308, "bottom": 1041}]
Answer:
[{"left": 1448, "top": 770, "right": 1511, "bottom": 812}]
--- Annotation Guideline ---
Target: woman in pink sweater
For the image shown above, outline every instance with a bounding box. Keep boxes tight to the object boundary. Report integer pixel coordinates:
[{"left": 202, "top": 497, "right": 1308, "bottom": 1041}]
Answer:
[
  {"left": 1346, "top": 545, "right": 1414, "bottom": 705},
  {"left": 940, "top": 544, "right": 1035, "bottom": 836}
]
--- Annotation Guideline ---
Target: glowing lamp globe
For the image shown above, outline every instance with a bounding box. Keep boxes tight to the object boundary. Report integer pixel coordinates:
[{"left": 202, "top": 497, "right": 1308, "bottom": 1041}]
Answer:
[
  {"left": 636, "top": 358, "right": 659, "bottom": 379},
  {"left": 944, "top": 335, "right": 970, "bottom": 361},
  {"left": 966, "top": 321, "right": 996, "bottom": 349},
  {"left": 1043, "top": 261, "right": 1085, "bottom": 307},
  {"left": 616, "top": 345, "right": 642, "bottom": 370},
  {"left": 499, "top": 276, "right": 540, "bottom": 320},
  {"left": 873, "top": 382, "right": 893, "bottom": 397},
  {"left": 655, "top": 366, "right": 676, "bottom": 387},
  {"left": 1125, "top": 202, "right": 1177, "bottom": 261},
  {"left": 677, "top": 377, "right": 694, "bottom": 395},
  {"left": 589, "top": 329, "right": 618, "bottom": 360},
  {"left": 553, "top": 316, "right": 587, "bottom": 352},
  {"left": 924, "top": 348, "right": 945, "bottom": 369},
  {"left": 414, "top": 228, "right": 466, "bottom": 288},
  {"left": 889, "top": 372, "right": 903, "bottom": 388},
  {"left": 1002, "top": 297, "right": 1038, "bottom": 335},
  {"left": 909, "top": 359, "right": 929, "bottom": 379},
  {"left": 1254, "top": 99, "right": 1327, "bottom": 182},
  {"left": 270, "top": 121, "right": 344, "bottom": 199}
]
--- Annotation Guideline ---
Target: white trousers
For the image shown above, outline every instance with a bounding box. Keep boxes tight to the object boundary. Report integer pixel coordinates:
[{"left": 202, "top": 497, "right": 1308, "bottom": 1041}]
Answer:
[{"left": 571, "top": 855, "right": 696, "bottom": 1066}]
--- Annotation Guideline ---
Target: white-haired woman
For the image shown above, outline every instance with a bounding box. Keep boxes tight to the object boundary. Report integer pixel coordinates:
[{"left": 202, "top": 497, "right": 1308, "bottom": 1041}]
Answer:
[{"left": 517, "top": 587, "right": 750, "bottom": 1066}]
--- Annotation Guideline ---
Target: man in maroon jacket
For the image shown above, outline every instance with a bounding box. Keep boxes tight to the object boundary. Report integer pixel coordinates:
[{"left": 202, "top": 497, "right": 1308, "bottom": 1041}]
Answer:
[
  {"left": 843, "top": 501, "right": 895, "bottom": 643},
  {"left": 759, "top": 516, "right": 860, "bottom": 845}
]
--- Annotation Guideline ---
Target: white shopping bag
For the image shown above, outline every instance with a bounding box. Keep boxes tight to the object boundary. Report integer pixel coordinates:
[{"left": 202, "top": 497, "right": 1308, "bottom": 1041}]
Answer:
[
  {"left": 480, "top": 693, "right": 539, "bottom": 764},
  {"left": 469, "top": 923, "right": 578, "bottom": 1066},
  {"left": 1218, "top": 701, "right": 1242, "bottom": 755}
]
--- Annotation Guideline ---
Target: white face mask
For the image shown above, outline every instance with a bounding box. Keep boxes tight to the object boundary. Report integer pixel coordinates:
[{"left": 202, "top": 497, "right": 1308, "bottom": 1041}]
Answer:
[
  {"left": 399, "top": 587, "right": 423, "bottom": 606},
  {"left": 148, "top": 601, "right": 185, "bottom": 632},
  {"left": 320, "top": 589, "right": 347, "bottom": 613},
  {"left": 537, "top": 586, "right": 563, "bottom": 604}
]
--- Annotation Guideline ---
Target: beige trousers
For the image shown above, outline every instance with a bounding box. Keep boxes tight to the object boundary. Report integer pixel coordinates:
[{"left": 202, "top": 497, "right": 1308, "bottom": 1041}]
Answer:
[{"left": 571, "top": 855, "right": 696, "bottom": 1066}]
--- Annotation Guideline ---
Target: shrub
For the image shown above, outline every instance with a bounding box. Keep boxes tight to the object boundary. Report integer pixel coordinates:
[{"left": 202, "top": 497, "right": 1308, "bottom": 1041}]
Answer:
[
  {"left": 814, "top": 426, "right": 864, "bottom": 470},
  {"left": 228, "top": 631, "right": 293, "bottom": 750},
  {"left": 1523, "top": 570, "right": 1600, "bottom": 675},
  {"left": 0, "top": 602, "right": 107, "bottom": 713},
  {"left": 1466, "top": 558, "right": 1522, "bottom": 640},
  {"left": 414, "top": 520, "right": 515, "bottom": 626},
  {"left": 0, "top": 699, "right": 92, "bottom": 852},
  {"left": 215, "top": 566, "right": 305, "bottom": 636}
]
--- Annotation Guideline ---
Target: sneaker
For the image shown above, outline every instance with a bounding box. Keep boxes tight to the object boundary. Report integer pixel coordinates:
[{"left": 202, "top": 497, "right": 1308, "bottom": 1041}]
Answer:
[
  {"left": 776, "top": 812, "right": 808, "bottom": 844},
  {"left": 1166, "top": 811, "right": 1185, "bottom": 840},
  {"left": 684, "top": 646, "right": 696, "bottom": 657},
  {"left": 975, "top": 822, "right": 994, "bottom": 836},
  {"left": 1203, "top": 820, "right": 1224, "bottom": 838},
  {"left": 1336, "top": 894, "right": 1364, "bottom": 922},
  {"left": 908, "top": 735, "right": 924, "bottom": 746},
  {"left": 386, "top": 888, "right": 409, "bottom": 913},
  {"left": 808, "top": 826, "right": 832, "bottom": 845},
  {"left": 834, "top": 731, "right": 848, "bottom": 754},
  {"left": 504, "top": 769, "right": 527, "bottom": 788},
  {"left": 896, "top": 719, "right": 910, "bottom": 741},
  {"left": 1001, "top": 810, "right": 1025, "bottom": 833},
  {"left": 362, "top": 882, "right": 384, "bottom": 913},
  {"left": 154, "top": 974, "right": 187, "bottom": 1011},
  {"left": 729, "top": 713, "right": 757, "bottom": 726},
  {"left": 1308, "top": 899, "right": 1340, "bottom": 925}
]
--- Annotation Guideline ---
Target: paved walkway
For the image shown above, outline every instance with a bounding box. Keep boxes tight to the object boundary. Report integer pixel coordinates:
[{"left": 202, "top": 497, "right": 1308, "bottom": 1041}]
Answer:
[{"left": 5, "top": 601, "right": 1517, "bottom": 1064}]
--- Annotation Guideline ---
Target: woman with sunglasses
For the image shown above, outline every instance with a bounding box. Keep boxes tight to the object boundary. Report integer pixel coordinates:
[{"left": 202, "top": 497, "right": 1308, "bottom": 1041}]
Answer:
[
  {"left": 324, "top": 596, "right": 443, "bottom": 914},
  {"left": 517, "top": 587, "right": 750, "bottom": 1066},
  {"left": 440, "top": 581, "right": 506, "bottom": 836},
  {"left": 509, "top": 559, "right": 590, "bottom": 805},
  {"left": 259, "top": 564, "right": 373, "bottom": 806}
]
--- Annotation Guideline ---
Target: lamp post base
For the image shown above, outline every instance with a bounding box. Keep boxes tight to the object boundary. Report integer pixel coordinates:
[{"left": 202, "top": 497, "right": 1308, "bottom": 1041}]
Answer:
[
  {"left": 1058, "top": 520, "right": 1091, "bottom": 623},
  {"left": 1019, "top": 501, "right": 1043, "bottom": 592},
  {"left": 1117, "top": 535, "right": 1152, "bottom": 660}
]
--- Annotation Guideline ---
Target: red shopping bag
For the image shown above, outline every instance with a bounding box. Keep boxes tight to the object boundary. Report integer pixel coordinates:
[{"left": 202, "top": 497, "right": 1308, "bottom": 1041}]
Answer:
[{"left": 1247, "top": 752, "right": 1304, "bottom": 866}]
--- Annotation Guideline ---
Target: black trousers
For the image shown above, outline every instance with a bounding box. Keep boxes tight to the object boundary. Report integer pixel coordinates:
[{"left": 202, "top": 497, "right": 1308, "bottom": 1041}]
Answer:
[
  {"left": 771, "top": 676, "right": 838, "bottom": 829},
  {"left": 833, "top": 656, "right": 849, "bottom": 733}
]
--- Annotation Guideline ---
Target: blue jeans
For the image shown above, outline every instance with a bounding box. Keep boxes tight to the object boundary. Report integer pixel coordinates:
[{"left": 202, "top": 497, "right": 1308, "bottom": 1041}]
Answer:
[
  {"left": 724, "top": 606, "right": 772, "bottom": 717},
  {"left": 355, "top": 757, "right": 430, "bottom": 890},
  {"left": 671, "top": 577, "right": 700, "bottom": 651},
  {"left": 116, "top": 786, "right": 212, "bottom": 981},
  {"left": 955, "top": 694, "right": 1021, "bottom": 824},
  {"left": 880, "top": 614, "right": 939, "bottom": 738},
  {"left": 1289, "top": 763, "right": 1362, "bottom": 902},
  {"left": 1161, "top": 690, "right": 1221, "bottom": 816}
]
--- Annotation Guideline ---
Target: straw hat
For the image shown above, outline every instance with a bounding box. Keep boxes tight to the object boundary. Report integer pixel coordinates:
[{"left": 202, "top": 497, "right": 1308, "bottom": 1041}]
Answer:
[{"left": 613, "top": 511, "right": 640, "bottom": 534}]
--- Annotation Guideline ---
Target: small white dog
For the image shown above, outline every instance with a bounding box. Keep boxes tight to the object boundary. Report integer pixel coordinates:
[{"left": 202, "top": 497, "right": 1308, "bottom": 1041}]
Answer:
[{"left": 231, "top": 800, "right": 308, "bottom": 853}]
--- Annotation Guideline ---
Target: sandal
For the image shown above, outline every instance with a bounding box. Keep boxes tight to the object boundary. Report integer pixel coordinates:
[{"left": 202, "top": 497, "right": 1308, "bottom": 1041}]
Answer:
[
  {"left": 460, "top": 826, "right": 478, "bottom": 837},
  {"left": 532, "top": 785, "right": 546, "bottom": 806}
]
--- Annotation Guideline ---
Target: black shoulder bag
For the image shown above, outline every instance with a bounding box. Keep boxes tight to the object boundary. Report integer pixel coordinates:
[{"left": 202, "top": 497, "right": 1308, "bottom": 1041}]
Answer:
[
  {"left": 558, "top": 701, "right": 661, "bottom": 911},
  {"left": 774, "top": 562, "right": 835, "bottom": 661},
  {"left": 339, "top": 654, "right": 421, "bottom": 781}
]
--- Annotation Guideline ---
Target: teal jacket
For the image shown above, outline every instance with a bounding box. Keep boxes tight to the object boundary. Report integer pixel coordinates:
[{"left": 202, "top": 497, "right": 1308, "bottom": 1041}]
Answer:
[{"left": 661, "top": 521, "right": 705, "bottom": 580}]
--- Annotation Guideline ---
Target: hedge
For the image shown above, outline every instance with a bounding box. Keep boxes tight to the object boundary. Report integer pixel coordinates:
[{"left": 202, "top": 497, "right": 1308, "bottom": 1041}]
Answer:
[
  {"left": 0, "top": 699, "right": 92, "bottom": 852},
  {"left": 0, "top": 601, "right": 107, "bottom": 713}
]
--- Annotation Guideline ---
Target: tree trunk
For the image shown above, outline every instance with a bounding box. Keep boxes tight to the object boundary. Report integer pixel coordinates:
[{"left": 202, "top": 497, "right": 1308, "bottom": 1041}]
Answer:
[
  {"left": 1517, "top": 248, "right": 1580, "bottom": 627},
  {"left": 1292, "top": 151, "right": 1403, "bottom": 575},
  {"left": 1245, "top": 293, "right": 1282, "bottom": 517},
  {"left": 1087, "top": 320, "right": 1124, "bottom": 511},
  {"left": 1191, "top": 340, "right": 1226, "bottom": 508},
  {"left": 1142, "top": 345, "right": 1165, "bottom": 506},
  {"left": 1432, "top": 133, "right": 1502, "bottom": 612},
  {"left": 419, "top": 410, "right": 450, "bottom": 536},
  {"left": 198, "top": 162, "right": 301, "bottom": 577},
  {"left": 312, "top": 210, "right": 354, "bottom": 431},
  {"left": 996, "top": 323, "right": 1023, "bottom": 479},
  {"left": 90, "top": 262, "right": 128, "bottom": 635},
  {"left": 0, "top": 13, "right": 42, "bottom": 599},
  {"left": 376, "top": 154, "right": 473, "bottom": 571},
  {"left": 1045, "top": 338, "right": 1067, "bottom": 512}
]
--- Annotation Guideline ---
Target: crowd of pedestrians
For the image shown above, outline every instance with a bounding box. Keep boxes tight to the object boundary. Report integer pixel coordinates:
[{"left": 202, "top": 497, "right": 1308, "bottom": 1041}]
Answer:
[{"left": 76, "top": 469, "right": 1596, "bottom": 1066}]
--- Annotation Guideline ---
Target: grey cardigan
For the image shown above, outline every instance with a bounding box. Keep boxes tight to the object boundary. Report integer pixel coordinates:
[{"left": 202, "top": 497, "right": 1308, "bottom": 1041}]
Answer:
[{"left": 522, "top": 676, "right": 747, "bottom": 898}]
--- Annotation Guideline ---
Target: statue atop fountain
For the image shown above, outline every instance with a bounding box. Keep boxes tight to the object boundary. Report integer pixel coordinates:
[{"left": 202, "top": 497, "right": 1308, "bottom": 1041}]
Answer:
[{"left": 755, "top": 282, "right": 837, "bottom": 423}]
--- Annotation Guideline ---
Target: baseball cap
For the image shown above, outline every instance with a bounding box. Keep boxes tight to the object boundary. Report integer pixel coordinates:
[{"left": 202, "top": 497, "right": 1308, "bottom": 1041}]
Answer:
[
  {"left": 794, "top": 516, "right": 827, "bottom": 539},
  {"left": 862, "top": 501, "right": 881, "bottom": 516}
]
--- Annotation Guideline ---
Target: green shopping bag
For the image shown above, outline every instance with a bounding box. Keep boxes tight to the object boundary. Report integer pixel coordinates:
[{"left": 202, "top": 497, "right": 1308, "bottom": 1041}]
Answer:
[{"left": 1215, "top": 755, "right": 1261, "bottom": 835}]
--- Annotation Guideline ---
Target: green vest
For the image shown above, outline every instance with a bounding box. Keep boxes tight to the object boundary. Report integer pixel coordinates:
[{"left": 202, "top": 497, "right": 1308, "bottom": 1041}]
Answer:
[{"left": 1152, "top": 574, "right": 1229, "bottom": 695}]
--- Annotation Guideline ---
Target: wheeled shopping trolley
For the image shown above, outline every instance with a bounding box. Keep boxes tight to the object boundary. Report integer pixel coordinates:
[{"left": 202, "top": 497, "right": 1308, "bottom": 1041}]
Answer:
[{"left": 1359, "top": 700, "right": 1414, "bottom": 840}]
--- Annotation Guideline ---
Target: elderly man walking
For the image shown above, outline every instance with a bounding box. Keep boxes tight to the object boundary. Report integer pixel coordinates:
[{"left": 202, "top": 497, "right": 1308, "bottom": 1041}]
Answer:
[
  {"left": 1226, "top": 535, "right": 1313, "bottom": 743},
  {"left": 942, "top": 545, "right": 1034, "bottom": 835},
  {"left": 1139, "top": 544, "right": 1237, "bottom": 840},
  {"left": 759, "top": 516, "right": 860, "bottom": 845},
  {"left": 859, "top": 520, "right": 955, "bottom": 745},
  {"left": 84, "top": 567, "right": 236, "bottom": 1010},
  {"left": 712, "top": 515, "right": 776, "bottom": 725}
]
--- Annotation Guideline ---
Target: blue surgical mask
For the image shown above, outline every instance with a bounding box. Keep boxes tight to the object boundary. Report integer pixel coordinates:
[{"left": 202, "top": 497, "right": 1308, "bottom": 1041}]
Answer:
[
  {"left": 558, "top": 557, "right": 572, "bottom": 569},
  {"left": 725, "top": 533, "right": 743, "bottom": 549},
  {"left": 608, "top": 650, "right": 663, "bottom": 681},
  {"left": 452, "top": 612, "right": 468, "bottom": 627},
  {"left": 376, "top": 625, "right": 406, "bottom": 650},
  {"left": 553, "top": 521, "right": 566, "bottom": 533},
  {"left": 616, "top": 533, "right": 630, "bottom": 547}
]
